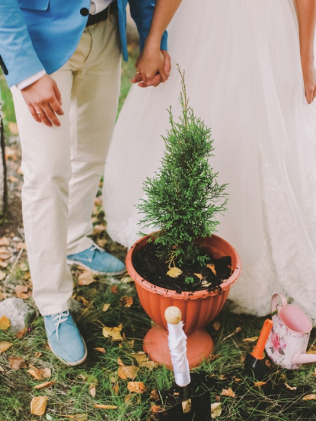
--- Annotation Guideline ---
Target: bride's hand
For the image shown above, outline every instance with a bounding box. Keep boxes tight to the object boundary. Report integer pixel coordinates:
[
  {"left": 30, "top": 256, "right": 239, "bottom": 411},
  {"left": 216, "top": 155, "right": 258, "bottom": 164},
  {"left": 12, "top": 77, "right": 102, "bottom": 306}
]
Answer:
[
  {"left": 132, "top": 48, "right": 170, "bottom": 88},
  {"left": 301, "top": 60, "right": 316, "bottom": 104}
]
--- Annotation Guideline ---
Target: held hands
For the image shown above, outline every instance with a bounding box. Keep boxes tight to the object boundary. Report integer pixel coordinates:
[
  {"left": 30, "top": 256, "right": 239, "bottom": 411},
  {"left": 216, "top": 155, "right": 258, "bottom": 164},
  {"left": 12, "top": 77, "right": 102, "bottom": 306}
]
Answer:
[
  {"left": 132, "top": 48, "right": 171, "bottom": 88},
  {"left": 301, "top": 60, "right": 316, "bottom": 104},
  {"left": 21, "top": 74, "right": 64, "bottom": 127}
]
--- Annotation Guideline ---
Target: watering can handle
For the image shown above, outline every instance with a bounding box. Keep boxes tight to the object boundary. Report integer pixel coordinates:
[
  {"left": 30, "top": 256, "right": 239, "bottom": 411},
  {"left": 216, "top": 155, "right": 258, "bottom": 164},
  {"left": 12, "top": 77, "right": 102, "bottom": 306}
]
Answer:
[
  {"left": 271, "top": 293, "right": 287, "bottom": 314},
  {"left": 292, "top": 353, "right": 316, "bottom": 365}
]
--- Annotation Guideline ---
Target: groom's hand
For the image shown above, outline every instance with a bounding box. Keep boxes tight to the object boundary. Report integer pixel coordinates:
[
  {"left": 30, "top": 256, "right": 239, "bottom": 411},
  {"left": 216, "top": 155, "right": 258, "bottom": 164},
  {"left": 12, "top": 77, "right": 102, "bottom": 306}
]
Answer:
[
  {"left": 21, "top": 74, "right": 64, "bottom": 127},
  {"left": 132, "top": 50, "right": 171, "bottom": 88}
]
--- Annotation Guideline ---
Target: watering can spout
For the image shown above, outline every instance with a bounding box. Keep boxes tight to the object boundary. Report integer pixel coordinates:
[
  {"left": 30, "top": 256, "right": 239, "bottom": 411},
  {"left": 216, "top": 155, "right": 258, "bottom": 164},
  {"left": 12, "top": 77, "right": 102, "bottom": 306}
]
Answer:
[{"left": 292, "top": 353, "right": 316, "bottom": 366}]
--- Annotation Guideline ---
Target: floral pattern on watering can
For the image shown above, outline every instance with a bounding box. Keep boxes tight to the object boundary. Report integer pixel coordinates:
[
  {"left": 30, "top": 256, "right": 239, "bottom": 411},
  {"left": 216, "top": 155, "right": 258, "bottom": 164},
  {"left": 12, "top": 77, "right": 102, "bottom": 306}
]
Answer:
[{"left": 265, "top": 294, "right": 311, "bottom": 370}]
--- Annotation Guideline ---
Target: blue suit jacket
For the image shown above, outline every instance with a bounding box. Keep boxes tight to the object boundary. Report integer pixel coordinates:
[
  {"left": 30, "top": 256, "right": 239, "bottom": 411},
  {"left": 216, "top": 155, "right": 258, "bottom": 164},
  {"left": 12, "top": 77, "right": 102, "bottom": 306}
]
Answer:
[{"left": 0, "top": 0, "right": 168, "bottom": 87}]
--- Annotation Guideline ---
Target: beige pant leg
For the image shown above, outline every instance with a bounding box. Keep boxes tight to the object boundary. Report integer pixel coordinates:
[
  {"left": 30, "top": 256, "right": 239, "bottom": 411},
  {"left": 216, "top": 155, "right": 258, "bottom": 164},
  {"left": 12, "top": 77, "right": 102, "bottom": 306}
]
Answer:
[
  {"left": 11, "top": 12, "right": 121, "bottom": 315},
  {"left": 67, "top": 12, "right": 121, "bottom": 254}
]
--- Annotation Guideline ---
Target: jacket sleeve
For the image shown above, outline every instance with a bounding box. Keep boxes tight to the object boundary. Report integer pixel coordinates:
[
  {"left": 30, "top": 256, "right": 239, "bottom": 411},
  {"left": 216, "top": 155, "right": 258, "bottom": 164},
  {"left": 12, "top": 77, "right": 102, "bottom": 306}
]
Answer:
[
  {"left": 128, "top": 0, "right": 168, "bottom": 52},
  {"left": 0, "top": 1, "right": 45, "bottom": 87}
]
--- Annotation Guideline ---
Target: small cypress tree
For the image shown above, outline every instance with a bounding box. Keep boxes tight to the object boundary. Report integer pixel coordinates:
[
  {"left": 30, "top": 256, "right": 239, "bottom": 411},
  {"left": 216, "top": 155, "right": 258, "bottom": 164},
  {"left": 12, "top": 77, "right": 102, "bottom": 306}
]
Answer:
[{"left": 137, "top": 68, "right": 228, "bottom": 269}]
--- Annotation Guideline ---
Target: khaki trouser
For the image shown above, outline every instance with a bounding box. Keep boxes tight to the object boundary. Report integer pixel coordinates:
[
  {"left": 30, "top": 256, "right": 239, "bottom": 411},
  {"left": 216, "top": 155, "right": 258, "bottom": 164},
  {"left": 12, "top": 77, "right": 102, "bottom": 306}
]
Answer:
[{"left": 11, "top": 12, "right": 121, "bottom": 316}]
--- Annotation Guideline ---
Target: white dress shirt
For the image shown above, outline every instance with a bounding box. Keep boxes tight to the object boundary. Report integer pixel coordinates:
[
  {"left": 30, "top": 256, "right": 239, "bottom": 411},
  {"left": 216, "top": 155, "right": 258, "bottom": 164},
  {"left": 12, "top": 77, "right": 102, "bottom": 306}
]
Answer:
[{"left": 16, "top": 0, "right": 114, "bottom": 89}]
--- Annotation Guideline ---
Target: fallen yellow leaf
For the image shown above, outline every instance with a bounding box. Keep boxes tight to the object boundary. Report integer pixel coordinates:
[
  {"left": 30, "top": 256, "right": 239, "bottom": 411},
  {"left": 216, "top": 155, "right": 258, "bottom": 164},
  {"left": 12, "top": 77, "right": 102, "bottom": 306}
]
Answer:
[
  {"left": 102, "top": 304, "right": 110, "bottom": 312},
  {"left": 131, "top": 352, "right": 148, "bottom": 364},
  {"left": 95, "top": 347, "right": 106, "bottom": 354},
  {"left": 118, "top": 365, "right": 138, "bottom": 380},
  {"left": 8, "top": 356, "right": 27, "bottom": 370},
  {"left": 284, "top": 383, "right": 297, "bottom": 391},
  {"left": 0, "top": 271, "right": 6, "bottom": 281},
  {"left": 221, "top": 388, "right": 236, "bottom": 398},
  {"left": 78, "top": 271, "right": 94, "bottom": 286},
  {"left": 303, "top": 394, "right": 316, "bottom": 401},
  {"left": 0, "top": 316, "right": 10, "bottom": 330},
  {"left": 127, "top": 382, "right": 146, "bottom": 394},
  {"left": 242, "top": 336, "right": 259, "bottom": 343},
  {"left": 213, "top": 321, "right": 220, "bottom": 331},
  {"left": 102, "top": 326, "right": 123, "bottom": 341},
  {"left": 167, "top": 267, "right": 183, "bottom": 278},
  {"left": 150, "top": 405, "right": 162, "bottom": 413},
  {"left": 120, "top": 296, "right": 133, "bottom": 308},
  {"left": 34, "top": 381, "right": 55, "bottom": 389},
  {"left": 27, "top": 368, "right": 43, "bottom": 381},
  {"left": 0, "top": 341, "right": 13, "bottom": 353},
  {"left": 15, "top": 285, "right": 29, "bottom": 299},
  {"left": 211, "top": 402, "right": 222, "bottom": 419},
  {"left": 139, "top": 360, "right": 158, "bottom": 370},
  {"left": 194, "top": 273, "right": 203, "bottom": 280},
  {"left": 254, "top": 381, "right": 267, "bottom": 387},
  {"left": 30, "top": 396, "right": 48, "bottom": 416},
  {"left": 89, "top": 383, "right": 97, "bottom": 398},
  {"left": 16, "top": 327, "right": 28, "bottom": 339},
  {"left": 94, "top": 404, "right": 117, "bottom": 409}
]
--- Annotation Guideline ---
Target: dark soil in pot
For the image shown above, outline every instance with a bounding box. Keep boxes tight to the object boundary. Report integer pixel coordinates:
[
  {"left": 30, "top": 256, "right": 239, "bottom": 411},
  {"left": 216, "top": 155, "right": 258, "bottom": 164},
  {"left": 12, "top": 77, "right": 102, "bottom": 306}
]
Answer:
[{"left": 133, "top": 242, "right": 232, "bottom": 293}]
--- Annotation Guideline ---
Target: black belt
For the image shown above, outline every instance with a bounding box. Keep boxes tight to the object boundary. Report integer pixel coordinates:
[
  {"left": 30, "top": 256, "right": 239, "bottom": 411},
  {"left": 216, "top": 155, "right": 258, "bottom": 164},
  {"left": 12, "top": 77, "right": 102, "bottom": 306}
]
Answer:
[{"left": 86, "top": 1, "right": 118, "bottom": 27}]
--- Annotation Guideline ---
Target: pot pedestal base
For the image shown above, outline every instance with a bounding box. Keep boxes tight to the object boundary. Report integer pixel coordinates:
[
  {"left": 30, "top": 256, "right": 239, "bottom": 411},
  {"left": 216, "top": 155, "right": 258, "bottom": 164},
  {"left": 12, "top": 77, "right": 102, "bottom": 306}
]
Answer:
[{"left": 143, "top": 325, "right": 214, "bottom": 369}]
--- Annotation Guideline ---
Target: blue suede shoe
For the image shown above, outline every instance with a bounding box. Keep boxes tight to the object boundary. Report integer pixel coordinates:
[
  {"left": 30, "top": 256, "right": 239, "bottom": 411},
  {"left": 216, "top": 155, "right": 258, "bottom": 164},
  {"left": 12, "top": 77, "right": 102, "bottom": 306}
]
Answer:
[
  {"left": 44, "top": 311, "right": 87, "bottom": 366},
  {"left": 67, "top": 245, "right": 126, "bottom": 275}
]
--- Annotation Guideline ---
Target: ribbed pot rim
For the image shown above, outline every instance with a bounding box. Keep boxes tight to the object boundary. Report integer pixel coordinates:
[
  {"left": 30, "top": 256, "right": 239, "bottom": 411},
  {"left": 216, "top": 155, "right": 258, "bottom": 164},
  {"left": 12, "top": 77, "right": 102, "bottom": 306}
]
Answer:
[{"left": 126, "top": 233, "right": 242, "bottom": 300}]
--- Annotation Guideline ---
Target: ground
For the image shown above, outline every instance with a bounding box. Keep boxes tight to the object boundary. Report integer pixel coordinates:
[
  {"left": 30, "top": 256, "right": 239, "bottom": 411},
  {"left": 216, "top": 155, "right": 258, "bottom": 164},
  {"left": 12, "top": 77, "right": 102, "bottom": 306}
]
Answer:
[{"left": 1, "top": 51, "right": 316, "bottom": 421}]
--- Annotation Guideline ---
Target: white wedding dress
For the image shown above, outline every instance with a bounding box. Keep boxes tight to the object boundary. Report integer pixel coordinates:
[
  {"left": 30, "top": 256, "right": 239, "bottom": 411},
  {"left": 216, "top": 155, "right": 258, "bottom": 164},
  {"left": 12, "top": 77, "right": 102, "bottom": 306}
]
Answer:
[{"left": 103, "top": 0, "right": 316, "bottom": 322}]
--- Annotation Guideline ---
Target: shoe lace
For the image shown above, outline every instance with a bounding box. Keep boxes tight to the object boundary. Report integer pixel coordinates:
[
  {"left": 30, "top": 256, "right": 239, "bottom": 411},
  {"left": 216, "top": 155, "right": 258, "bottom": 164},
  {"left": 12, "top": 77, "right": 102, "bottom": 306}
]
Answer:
[
  {"left": 52, "top": 310, "right": 69, "bottom": 340},
  {"left": 88, "top": 244, "right": 104, "bottom": 262}
]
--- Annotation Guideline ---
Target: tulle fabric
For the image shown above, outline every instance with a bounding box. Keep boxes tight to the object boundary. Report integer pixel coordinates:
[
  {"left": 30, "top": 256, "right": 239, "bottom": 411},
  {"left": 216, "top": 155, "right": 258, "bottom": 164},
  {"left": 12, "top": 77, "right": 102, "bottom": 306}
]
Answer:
[{"left": 103, "top": 0, "right": 316, "bottom": 321}]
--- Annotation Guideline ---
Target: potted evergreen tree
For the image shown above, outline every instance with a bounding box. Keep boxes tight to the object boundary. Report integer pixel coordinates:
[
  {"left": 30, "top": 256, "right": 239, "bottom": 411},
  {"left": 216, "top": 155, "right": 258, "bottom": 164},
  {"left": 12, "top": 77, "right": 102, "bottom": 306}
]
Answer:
[{"left": 126, "top": 69, "right": 241, "bottom": 368}]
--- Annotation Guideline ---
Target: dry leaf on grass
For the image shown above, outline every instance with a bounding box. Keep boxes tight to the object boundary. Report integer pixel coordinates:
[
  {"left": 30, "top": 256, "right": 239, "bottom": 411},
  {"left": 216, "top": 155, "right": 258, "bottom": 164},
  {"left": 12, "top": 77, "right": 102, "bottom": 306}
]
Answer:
[
  {"left": 118, "top": 365, "right": 138, "bottom": 380},
  {"left": 30, "top": 396, "right": 48, "bottom": 416},
  {"left": 167, "top": 267, "right": 183, "bottom": 278},
  {"left": 102, "top": 325, "right": 123, "bottom": 341},
  {"left": 242, "top": 336, "right": 259, "bottom": 343},
  {"left": 34, "top": 381, "right": 55, "bottom": 389},
  {"left": 89, "top": 384, "right": 97, "bottom": 397},
  {"left": 150, "top": 405, "right": 162, "bottom": 413},
  {"left": 0, "top": 237, "right": 10, "bottom": 246},
  {"left": 0, "top": 271, "right": 6, "bottom": 281},
  {"left": 139, "top": 360, "right": 158, "bottom": 370},
  {"left": 112, "top": 383, "right": 119, "bottom": 395},
  {"left": 150, "top": 390, "right": 159, "bottom": 401},
  {"left": 284, "top": 383, "right": 297, "bottom": 391},
  {"left": 211, "top": 402, "right": 222, "bottom": 418},
  {"left": 78, "top": 271, "right": 94, "bottom": 286},
  {"left": 124, "top": 394, "right": 141, "bottom": 405},
  {"left": 0, "top": 365, "right": 4, "bottom": 372},
  {"left": 110, "top": 285, "right": 118, "bottom": 294},
  {"left": 222, "top": 327, "right": 242, "bottom": 342},
  {"left": 0, "top": 261, "right": 8, "bottom": 268},
  {"left": 219, "top": 375, "right": 227, "bottom": 381},
  {"left": 131, "top": 352, "right": 148, "bottom": 364},
  {"left": 0, "top": 250, "right": 11, "bottom": 260},
  {"left": 127, "top": 382, "right": 146, "bottom": 394},
  {"left": 303, "top": 394, "right": 316, "bottom": 401},
  {"left": 28, "top": 368, "right": 43, "bottom": 380},
  {"left": 307, "top": 345, "right": 316, "bottom": 354},
  {"left": 40, "top": 367, "right": 52, "bottom": 378},
  {"left": 94, "top": 404, "right": 117, "bottom": 409},
  {"left": 221, "top": 388, "right": 236, "bottom": 398},
  {"left": 0, "top": 342, "right": 13, "bottom": 353},
  {"left": 76, "top": 296, "right": 89, "bottom": 306},
  {"left": 102, "top": 304, "right": 110, "bottom": 312},
  {"left": 0, "top": 316, "right": 10, "bottom": 330},
  {"left": 120, "top": 296, "right": 133, "bottom": 308},
  {"left": 8, "top": 356, "right": 27, "bottom": 370},
  {"left": 95, "top": 347, "right": 106, "bottom": 354},
  {"left": 61, "top": 416, "right": 88, "bottom": 421},
  {"left": 34, "top": 352, "right": 42, "bottom": 358},
  {"left": 15, "top": 285, "right": 29, "bottom": 299},
  {"left": 254, "top": 381, "right": 267, "bottom": 387},
  {"left": 28, "top": 365, "right": 51, "bottom": 380},
  {"left": 213, "top": 321, "right": 220, "bottom": 331},
  {"left": 16, "top": 327, "right": 28, "bottom": 339},
  {"left": 194, "top": 273, "right": 203, "bottom": 280}
]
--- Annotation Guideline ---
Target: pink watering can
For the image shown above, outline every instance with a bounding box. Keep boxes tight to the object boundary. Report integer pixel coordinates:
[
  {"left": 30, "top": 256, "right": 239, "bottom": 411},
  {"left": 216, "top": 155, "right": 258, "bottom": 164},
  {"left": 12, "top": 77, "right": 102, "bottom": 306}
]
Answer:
[{"left": 265, "top": 294, "right": 316, "bottom": 370}]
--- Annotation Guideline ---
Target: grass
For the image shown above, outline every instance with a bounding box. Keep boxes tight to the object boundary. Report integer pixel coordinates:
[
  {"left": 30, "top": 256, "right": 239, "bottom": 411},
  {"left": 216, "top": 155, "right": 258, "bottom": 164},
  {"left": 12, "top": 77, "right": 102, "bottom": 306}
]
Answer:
[{"left": 1, "top": 48, "right": 316, "bottom": 421}]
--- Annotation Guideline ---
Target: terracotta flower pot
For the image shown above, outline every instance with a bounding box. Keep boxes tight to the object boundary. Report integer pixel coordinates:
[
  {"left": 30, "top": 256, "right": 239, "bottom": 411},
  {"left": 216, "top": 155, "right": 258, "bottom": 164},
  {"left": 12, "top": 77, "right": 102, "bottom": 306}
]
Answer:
[{"left": 126, "top": 234, "right": 241, "bottom": 368}]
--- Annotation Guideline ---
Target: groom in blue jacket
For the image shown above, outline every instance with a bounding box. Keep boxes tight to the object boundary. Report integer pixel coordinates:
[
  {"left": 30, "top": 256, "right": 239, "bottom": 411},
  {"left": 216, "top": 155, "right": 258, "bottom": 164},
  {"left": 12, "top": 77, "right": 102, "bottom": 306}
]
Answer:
[{"left": 0, "top": 0, "right": 180, "bottom": 365}]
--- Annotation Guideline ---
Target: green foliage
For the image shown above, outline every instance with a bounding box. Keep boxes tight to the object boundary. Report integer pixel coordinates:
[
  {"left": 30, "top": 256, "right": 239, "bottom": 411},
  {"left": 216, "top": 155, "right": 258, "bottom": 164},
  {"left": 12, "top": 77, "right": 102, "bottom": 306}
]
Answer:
[{"left": 137, "top": 67, "right": 228, "bottom": 267}]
